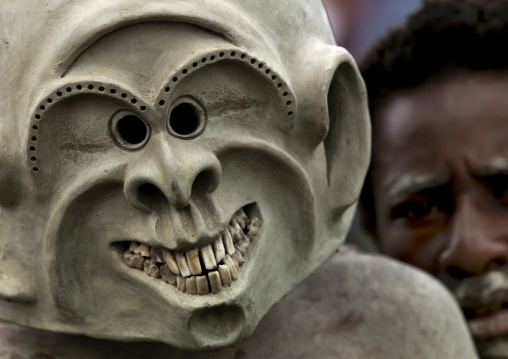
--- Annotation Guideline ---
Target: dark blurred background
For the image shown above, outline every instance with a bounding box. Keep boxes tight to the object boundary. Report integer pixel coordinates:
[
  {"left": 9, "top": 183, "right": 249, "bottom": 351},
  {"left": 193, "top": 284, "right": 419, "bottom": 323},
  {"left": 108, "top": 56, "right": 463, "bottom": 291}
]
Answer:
[
  {"left": 322, "top": 0, "right": 422, "bottom": 251},
  {"left": 323, "top": 0, "right": 421, "bottom": 60}
]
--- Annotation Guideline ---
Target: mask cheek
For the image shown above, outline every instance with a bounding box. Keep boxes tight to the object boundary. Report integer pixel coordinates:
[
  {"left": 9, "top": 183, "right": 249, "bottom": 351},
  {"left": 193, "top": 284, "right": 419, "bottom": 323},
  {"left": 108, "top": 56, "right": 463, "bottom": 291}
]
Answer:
[{"left": 32, "top": 94, "right": 132, "bottom": 196}]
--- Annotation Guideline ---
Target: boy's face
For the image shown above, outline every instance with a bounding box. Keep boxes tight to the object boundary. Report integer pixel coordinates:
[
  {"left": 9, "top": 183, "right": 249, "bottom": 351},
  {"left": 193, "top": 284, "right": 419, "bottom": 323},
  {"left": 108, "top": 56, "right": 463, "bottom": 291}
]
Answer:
[{"left": 371, "top": 74, "right": 508, "bottom": 357}]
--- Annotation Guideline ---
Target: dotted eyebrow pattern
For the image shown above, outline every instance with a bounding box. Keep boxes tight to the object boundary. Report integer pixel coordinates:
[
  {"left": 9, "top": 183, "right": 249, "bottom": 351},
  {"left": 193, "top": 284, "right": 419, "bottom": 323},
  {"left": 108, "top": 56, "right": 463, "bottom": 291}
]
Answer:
[
  {"left": 28, "top": 82, "right": 148, "bottom": 173},
  {"left": 28, "top": 49, "right": 297, "bottom": 175},
  {"left": 156, "top": 48, "right": 296, "bottom": 117}
]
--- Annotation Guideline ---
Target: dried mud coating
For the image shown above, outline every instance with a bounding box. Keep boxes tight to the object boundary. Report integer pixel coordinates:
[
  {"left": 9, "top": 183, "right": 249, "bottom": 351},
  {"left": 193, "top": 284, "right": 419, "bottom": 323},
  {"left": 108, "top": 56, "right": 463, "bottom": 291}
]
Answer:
[{"left": 0, "top": 0, "right": 372, "bottom": 351}]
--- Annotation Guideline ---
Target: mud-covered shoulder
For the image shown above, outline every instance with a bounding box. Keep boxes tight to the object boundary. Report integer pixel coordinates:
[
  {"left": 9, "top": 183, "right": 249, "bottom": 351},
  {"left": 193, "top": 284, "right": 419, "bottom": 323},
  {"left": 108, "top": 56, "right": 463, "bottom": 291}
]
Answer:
[
  {"left": 291, "top": 251, "right": 479, "bottom": 359},
  {"left": 0, "top": 253, "right": 479, "bottom": 359}
]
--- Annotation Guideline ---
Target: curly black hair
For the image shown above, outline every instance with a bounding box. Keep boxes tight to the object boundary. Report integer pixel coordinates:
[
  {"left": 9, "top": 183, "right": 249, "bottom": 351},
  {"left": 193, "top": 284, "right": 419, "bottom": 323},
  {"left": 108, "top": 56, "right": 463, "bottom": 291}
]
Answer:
[
  {"left": 361, "top": 0, "right": 508, "bottom": 118},
  {"left": 359, "top": 0, "right": 508, "bottom": 227}
]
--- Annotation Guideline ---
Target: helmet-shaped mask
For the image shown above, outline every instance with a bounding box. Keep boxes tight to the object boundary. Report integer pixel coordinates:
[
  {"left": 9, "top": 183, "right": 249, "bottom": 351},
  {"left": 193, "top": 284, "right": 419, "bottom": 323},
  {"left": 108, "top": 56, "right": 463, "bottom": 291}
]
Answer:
[{"left": 0, "top": 0, "right": 370, "bottom": 350}]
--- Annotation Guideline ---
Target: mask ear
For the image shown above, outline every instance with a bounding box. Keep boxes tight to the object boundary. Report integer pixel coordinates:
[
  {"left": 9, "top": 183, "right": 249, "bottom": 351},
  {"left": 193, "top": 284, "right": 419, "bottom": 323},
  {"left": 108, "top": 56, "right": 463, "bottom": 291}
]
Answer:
[
  {"left": 0, "top": 143, "right": 35, "bottom": 303},
  {"left": 296, "top": 46, "right": 371, "bottom": 242},
  {"left": 325, "top": 49, "right": 371, "bottom": 238},
  {"left": 324, "top": 50, "right": 370, "bottom": 199}
]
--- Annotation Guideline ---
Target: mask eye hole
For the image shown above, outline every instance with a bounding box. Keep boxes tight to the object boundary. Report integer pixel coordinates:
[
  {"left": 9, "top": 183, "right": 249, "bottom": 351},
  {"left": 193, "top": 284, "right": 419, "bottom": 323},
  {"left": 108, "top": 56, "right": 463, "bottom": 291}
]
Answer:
[
  {"left": 167, "top": 97, "right": 206, "bottom": 139},
  {"left": 170, "top": 103, "right": 199, "bottom": 135},
  {"left": 117, "top": 115, "right": 148, "bottom": 144},
  {"left": 110, "top": 111, "right": 150, "bottom": 149}
]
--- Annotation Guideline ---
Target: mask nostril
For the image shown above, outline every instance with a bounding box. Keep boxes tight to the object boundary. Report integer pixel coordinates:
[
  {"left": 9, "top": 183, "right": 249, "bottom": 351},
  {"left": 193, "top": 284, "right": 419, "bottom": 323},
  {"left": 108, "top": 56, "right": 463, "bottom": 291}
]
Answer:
[
  {"left": 138, "top": 183, "right": 167, "bottom": 210},
  {"left": 192, "top": 169, "right": 220, "bottom": 195}
]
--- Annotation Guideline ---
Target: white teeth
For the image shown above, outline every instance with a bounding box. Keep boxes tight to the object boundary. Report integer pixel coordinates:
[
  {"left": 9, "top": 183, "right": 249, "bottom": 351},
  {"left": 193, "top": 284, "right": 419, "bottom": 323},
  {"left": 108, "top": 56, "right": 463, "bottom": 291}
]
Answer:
[
  {"left": 132, "top": 243, "right": 151, "bottom": 257},
  {"left": 223, "top": 255, "right": 239, "bottom": 281},
  {"left": 231, "top": 251, "right": 245, "bottom": 265},
  {"left": 129, "top": 241, "right": 139, "bottom": 252},
  {"left": 229, "top": 222, "right": 245, "bottom": 241},
  {"left": 162, "top": 250, "right": 181, "bottom": 276},
  {"left": 175, "top": 252, "right": 192, "bottom": 277},
  {"left": 233, "top": 215, "right": 245, "bottom": 229},
  {"left": 186, "top": 249, "right": 202, "bottom": 275},
  {"left": 150, "top": 247, "right": 165, "bottom": 263},
  {"left": 234, "top": 209, "right": 250, "bottom": 229},
  {"left": 123, "top": 251, "right": 144, "bottom": 270},
  {"left": 177, "top": 276, "right": 186, "bottom": 292},
  {"left": 209, "top": 271, "right": 222, "bottom": 294},
  {"left": 160, "top": 264, "right": 177, "bottom": 285},
  {"left": 234, "top": 237, "right": 250, "bottom": 255},
  {"left": 201, "top": 244, "right": 217, "bottom": 270},
  {"left": 222, "top": 230, "right": 235, "bottom": 255},
  {"left": 247, "top": 217, "right": 261, "bottom": 236},
  {"left": 123, "top": 208, "right": 258, "bottom": 294},
  {"left": 196, "top": 275, "right": 210, "bottom": 295},
  {"left": 144, "top": 259, "right": 161, "bottom": 279},
  {"left": 218, "top": 264, "right": 232, "bottom": 287},
  {"left": 232, "top": 257, "right": 240, "bottom": 272},
  {"left": 139, "top": 244, "right": 151, "bottom": 257},
  {"left": 213, "top": 236, "right": 226, "bottom": 264},
  {"left": 186, "top": 276, "right": 198, "bottom": 295}
]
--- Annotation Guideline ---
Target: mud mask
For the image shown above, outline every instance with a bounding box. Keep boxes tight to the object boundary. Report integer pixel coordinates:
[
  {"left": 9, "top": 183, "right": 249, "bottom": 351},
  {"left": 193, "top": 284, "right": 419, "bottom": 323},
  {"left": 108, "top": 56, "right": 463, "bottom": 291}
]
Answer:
[{"left": 0, "top": 0, "right": 369, "bottom": 351}]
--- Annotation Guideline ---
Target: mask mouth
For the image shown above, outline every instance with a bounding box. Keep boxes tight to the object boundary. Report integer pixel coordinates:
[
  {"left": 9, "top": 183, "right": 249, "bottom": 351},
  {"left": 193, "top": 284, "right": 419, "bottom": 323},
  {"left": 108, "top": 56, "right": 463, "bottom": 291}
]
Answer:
[{"left": 115, "top": 203, "right": 260, "bottom": 295}]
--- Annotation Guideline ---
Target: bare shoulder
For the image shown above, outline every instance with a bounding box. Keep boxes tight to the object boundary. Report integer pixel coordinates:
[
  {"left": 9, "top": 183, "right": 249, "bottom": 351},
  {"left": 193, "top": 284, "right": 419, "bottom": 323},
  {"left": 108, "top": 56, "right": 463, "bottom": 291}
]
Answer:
[
  {"left": 0, "top": 253, "right": 478, "bottom": 359},
  {"left": 235, "top": 252, "right": 479, "bottom": 359}
]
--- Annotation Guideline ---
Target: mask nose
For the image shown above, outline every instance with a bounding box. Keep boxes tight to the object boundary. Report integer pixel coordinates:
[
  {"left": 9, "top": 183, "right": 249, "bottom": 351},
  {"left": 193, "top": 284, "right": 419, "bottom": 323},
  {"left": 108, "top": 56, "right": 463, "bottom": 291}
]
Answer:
[
  {"left": 123, "top": 135, "right": 221, "bottom": 212},
  {"left": 439, "top": 193, "right": 508, "bottom": 281}
]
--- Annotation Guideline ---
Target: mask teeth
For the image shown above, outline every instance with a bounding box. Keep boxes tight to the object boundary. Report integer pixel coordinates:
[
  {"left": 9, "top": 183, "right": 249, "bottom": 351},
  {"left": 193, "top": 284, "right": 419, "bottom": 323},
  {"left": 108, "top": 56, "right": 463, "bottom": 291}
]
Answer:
[{"left": 122, "top": 208, "right": 261, "bottom": 295}]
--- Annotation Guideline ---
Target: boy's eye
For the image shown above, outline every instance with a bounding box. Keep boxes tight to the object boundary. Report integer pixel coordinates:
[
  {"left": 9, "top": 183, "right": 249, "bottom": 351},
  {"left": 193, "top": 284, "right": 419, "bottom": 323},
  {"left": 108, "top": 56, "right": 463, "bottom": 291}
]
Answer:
[{"left": 392, "top": 200, "right": 434, "bottom": 220}]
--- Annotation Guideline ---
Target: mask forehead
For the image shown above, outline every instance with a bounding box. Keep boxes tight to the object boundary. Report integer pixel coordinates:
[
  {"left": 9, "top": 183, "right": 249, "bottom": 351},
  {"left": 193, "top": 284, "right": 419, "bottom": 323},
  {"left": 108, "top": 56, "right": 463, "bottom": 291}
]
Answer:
[
  {"left": 28, "top": 21, "right": 297, "bottom": 179},
  {"left": 2, "top": 0, "right": 333, "bottom": 151},
  {"left": 67, "top": 22, "right": 231, "bottom": 101}
]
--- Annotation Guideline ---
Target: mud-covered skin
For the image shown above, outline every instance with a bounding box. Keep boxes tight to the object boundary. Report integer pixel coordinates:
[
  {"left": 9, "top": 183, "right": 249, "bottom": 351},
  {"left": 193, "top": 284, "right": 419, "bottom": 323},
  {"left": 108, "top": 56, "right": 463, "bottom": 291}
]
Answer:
[{"left": 0, "top": 253, "right": 478, "bottom": 359}]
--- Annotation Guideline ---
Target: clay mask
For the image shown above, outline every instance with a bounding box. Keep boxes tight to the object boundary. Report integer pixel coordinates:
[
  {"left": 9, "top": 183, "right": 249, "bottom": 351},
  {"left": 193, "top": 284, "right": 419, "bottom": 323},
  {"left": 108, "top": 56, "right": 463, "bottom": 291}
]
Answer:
[{"left": 0, "top": 0, "right": 370, "bottom": 351}]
